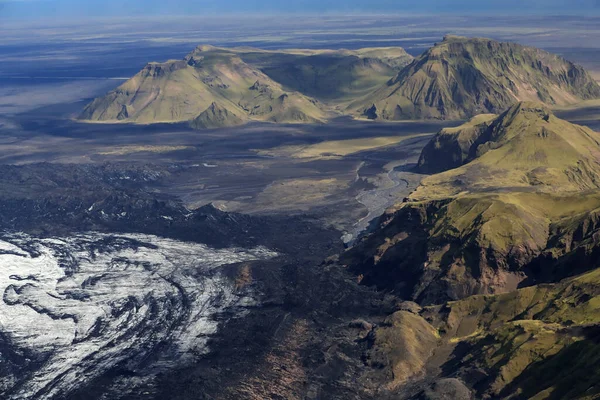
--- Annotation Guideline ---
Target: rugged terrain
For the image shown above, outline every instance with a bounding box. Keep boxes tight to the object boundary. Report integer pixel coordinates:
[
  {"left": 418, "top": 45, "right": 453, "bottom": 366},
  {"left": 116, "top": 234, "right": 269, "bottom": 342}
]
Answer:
[
  {"left": 79, "top": 48, "right": 326, "bottom": 126},
  {"left": 0, "top": 162, "right": 352, "bottom": 399},
  {"left": 338, "top": 101, "right": 600, "bottom": 399},
  {"left": 7, "top": 104, "right": 600, "bottom": 400},
  {"left": 5, "top": 105, "right": 600, "bottom": 399},
  {"left": 344, "top": 101, "right": 600, "bottom": 302},
  {"left": 6, "top": 16, "right": 600, "bottom": 400},
  {"left": 351, "top": 35, "right": 600, "bottom": 120}
]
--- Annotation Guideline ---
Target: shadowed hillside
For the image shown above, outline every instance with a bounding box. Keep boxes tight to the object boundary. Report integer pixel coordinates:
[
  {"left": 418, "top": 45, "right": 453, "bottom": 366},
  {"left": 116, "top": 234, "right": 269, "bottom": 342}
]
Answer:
[{"left": 343, "top": 102, "right": 600, "bottom": 303}]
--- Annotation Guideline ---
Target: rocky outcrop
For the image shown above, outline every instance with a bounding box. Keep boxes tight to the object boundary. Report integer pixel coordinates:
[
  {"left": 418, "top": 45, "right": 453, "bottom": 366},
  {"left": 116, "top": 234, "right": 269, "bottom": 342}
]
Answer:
[{"left": 190, "top": 102, "right": 245, "bottom": 129}]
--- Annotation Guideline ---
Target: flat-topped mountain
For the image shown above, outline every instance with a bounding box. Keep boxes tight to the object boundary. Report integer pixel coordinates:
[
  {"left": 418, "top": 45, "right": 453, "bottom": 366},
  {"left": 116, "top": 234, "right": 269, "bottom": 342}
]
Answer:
[
  {"left": 79, "top": 45, "right": 413, "bottom": 128},
  {"left": 351, "top": 35, "right": 600, "bottom": 120}
]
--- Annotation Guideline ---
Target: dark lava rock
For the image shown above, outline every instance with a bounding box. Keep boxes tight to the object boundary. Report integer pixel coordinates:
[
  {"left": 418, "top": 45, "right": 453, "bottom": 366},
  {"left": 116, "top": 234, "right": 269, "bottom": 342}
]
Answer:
[
  {"left": 396, "top": 301, "right": 422, "bottom": 314},
  {"left": 415, "top": 378, "right": 472, "bottom": 400}
]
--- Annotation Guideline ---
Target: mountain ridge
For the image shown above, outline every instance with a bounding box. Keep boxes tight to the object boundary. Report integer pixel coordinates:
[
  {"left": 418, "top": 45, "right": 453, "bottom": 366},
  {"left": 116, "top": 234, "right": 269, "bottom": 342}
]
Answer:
[
  {"left": 78, "top": 44, "right": 414, "bottom": 128},
  {"left": 79, "top": 38, "right": 600, "bottom": 128},
  {"left": 79, "top": 50, "right": 328, "bottom": 126},
  {"left": 413, "top": 101, "right": 600, "bottom": 199},
  {"left": 350, "top": 35, "right": 600, "bottom": 121}
]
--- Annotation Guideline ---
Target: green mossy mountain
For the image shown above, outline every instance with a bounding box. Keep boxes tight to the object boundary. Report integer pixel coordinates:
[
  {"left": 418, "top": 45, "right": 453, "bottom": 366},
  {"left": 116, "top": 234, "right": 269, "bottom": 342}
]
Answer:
[
  {"left": 415, "top": 101, "right": 600, "bottom": 195},
  {"left": 368, "top": 268, "right": 600, "bottom": 399},
  {"left": 341, "top": 102, "right": 600, "bottom": 398},
  {"left": 343, "top": 102, "right": 600, "bottom": 304},
  {"left": 350, "top": 35, "right": 600, "bottom": 121},
  {"left": 79, "top": 47, "right": 327, "bottom": 126},
  {"left": 79, "top": 38, "right": 600, "bottom": 127},
  {"left": 79, "top": 45, "right": 413, "bottom": 128},
  {"left": 257, "top": 47, "right": 413, "bottom": 102},
  {"left": 189, "top": 102, "right": 245, "bottom": 129}
]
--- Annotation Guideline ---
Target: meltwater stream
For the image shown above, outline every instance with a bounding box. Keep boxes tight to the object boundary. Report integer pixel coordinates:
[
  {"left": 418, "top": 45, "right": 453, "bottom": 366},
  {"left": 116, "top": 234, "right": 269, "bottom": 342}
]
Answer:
[{"left": 0, "top": 232, "right": 277, "bottom": 399}]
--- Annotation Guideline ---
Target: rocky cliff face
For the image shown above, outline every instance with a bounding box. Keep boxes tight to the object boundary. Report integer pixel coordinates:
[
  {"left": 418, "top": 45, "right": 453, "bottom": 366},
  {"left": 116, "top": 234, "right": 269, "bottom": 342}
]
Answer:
[{"left": 351, "top": 35, "right": 600, "bottom": 120}]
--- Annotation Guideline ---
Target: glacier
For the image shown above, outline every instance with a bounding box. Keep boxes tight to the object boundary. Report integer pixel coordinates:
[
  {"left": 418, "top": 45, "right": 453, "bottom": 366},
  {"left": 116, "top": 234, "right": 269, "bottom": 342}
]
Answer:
[{"left": 0, "top": 231, "right": 277, "bottom": 399}]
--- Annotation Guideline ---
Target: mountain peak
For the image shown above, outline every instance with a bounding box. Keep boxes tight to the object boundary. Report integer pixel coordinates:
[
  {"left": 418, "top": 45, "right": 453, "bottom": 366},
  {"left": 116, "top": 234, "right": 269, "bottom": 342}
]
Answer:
[
  {"left": 195, "top": 44, "right": 218, "bottom": 52},
  {"left": 190, "top": 102, "right": 245, "bottom": 130},
  {"left": 416, "top": 102, "right": 600, "bottom": 196},
  {"left": 352, "top": 37, "right": 600, "bottom": 121},
  {"left": 498, "top": 101, "right": 553, "bottom": 126}
]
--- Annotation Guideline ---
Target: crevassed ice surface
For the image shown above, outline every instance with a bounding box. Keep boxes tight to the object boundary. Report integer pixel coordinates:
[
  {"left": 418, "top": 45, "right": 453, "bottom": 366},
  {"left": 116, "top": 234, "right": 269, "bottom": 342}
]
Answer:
[{"left": 0, "top": 232, "right": 278, "bottom": 399}]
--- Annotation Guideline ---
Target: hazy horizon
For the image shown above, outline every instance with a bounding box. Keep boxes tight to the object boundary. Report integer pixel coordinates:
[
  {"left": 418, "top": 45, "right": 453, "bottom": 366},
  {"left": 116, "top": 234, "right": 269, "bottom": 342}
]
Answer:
[{"left": 1, "top": 0, "right": 600, "bottom": 19}]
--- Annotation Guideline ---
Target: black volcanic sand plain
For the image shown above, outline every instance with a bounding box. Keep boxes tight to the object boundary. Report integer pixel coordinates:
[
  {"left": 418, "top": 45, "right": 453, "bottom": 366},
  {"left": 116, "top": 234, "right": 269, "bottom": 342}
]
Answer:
[{"left": 3, "top": 98, "right": 455, "bottom": 233}]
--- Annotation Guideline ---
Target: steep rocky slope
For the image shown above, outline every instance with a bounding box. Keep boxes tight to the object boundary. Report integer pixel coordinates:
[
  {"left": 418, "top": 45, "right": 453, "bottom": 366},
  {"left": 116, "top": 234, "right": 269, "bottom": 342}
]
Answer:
[
  {"left": 351, "top": 35, "right": 600, "bottom": 120},
  {"left": 364, "top": 267, "right": 600, "bottom": 399},
  {"left": 189, "top": 101, "right": 245, "bottom": 129}
]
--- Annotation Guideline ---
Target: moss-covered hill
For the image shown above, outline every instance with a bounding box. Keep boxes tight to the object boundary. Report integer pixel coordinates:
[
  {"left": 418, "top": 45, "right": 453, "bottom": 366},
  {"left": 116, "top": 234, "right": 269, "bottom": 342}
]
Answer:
[
  {"left": 365, "top": 268, "right": 600, "bottom": 399},
  {"left": 341, "top": 102, "right": 600, "bottom": 398},
  {"left": 256, "top": 47, "right": 413, "bottom": 103},
  {"left": 343, "top": 102, "right": 600, "bottom": 303},
  {"left": 350, "top": 35, "right": 600, "bottom": 121},
  {"left": 415, "top": 101, "right": 600, "bottom": 197},
  {"left": 79, "top": 37, "right": 600, "bottom": 128},
  {"left": 78, "top": 45, "right": 413, "bottom": 128},
  {"left": 79, "top": 47, "right": 327, "bottom": 126}
]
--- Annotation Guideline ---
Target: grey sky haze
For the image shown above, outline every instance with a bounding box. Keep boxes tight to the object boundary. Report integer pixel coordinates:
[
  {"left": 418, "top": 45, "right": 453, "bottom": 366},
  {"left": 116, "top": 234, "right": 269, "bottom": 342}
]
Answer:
[{"left": 0, "top": 0, "right": 598, "bottom": 19}]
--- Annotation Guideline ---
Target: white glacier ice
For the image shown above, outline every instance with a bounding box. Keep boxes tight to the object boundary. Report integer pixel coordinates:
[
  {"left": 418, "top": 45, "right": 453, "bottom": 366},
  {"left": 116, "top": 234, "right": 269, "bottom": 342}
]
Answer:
[{"left": 0, "top": 232, "right": 278, "bottom": 399}]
